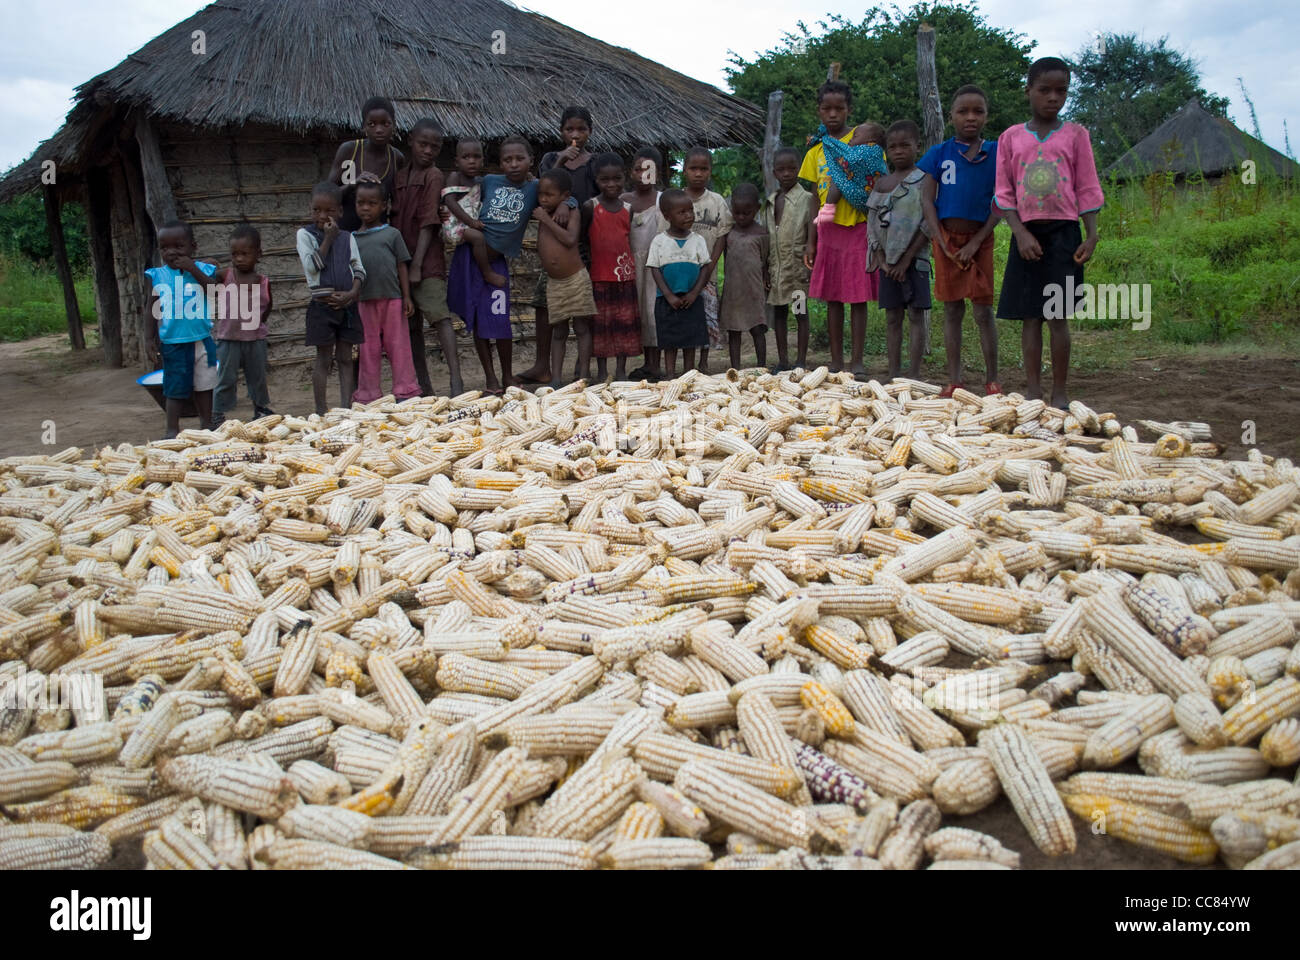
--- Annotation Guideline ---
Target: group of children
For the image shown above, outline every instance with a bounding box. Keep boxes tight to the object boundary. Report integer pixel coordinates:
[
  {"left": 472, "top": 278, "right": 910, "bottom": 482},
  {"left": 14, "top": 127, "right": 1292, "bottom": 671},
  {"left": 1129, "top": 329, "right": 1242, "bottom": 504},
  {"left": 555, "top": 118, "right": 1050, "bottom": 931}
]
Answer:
[
  {"left": 146, "top": 56, "right": 1103, "bottom": 437},
  {"left": 786, "top": 55, "right": 1102, "bottom": 407}
]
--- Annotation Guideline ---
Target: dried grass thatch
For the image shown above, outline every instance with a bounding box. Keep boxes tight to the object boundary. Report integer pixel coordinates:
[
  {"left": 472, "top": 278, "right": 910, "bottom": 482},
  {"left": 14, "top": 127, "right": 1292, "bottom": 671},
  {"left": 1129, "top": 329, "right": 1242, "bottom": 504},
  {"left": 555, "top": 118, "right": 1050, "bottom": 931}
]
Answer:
[
  {"left": 1, "top": 0, "right": 764, "bottom": 200},
  {"left": 1105, "top": 99, "right": 1299, "bottom": 182}
]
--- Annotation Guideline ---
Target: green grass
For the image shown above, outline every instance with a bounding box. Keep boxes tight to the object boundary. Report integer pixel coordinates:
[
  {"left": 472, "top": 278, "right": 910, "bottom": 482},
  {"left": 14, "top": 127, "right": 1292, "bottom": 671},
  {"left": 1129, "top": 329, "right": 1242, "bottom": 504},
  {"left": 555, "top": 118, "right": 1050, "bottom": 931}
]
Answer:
[
  {"left": 795, "top": 176, "right": 1300, "bottom": 372},
  {"left": 0, "top": 252, "right": 97, "bottom": 342}
]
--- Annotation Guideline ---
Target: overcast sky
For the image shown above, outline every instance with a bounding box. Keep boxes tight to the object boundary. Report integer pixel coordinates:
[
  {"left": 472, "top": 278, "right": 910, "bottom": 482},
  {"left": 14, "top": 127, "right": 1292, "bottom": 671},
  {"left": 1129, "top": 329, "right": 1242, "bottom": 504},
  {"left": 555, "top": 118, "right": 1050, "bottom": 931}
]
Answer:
[{"left": 1, "top": 0, "right": 1295, "bottom": 173}]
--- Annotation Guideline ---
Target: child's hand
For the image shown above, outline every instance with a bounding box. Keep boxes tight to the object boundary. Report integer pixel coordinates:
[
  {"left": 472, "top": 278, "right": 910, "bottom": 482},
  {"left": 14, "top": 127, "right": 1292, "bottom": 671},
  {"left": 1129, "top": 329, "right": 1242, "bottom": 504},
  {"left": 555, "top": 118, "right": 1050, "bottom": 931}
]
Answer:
[
  {"left": 470, "top": 219, "right": 486, "bottom": 231},
  {"left": 553, "top": 205, "right": 571, "bottom": 228},
  {"left": 803, "top": 242, "right": 817, "bottom": 271},
  {"left": 328, "top": 290, "right": 355, "bottom": 310},
  {"left": 409, "top": 266, "right": 422, "bottom": 285},
  {"left": 1073, "top": 237, "right": 1098, "bottom": 265},
  {"left": 679, "top": 292, "right": 696, "bottom": 309},
  {"left": 438, "top": 206, "right": 451, "bottom": 225},
  {"left": 174, "top": 255, "right": 197, "bottom": 273},
  {"left": 1015, "top": 229, "right": 1043, "bottom": 261},
  {"left": 358, "top": 172, "right": 381, "bottom": 184},
  {"left": 403, "top": 298, "right": 414, "bottom": 319},
  {"left": 531, "top": 207, "right": 545, "bottom": 222},
  {"left": 558, "top": 140, "right": 581, "bottom": 163},
  {"left": 957, "top": 239, "right": 981, "bottom": 267}
]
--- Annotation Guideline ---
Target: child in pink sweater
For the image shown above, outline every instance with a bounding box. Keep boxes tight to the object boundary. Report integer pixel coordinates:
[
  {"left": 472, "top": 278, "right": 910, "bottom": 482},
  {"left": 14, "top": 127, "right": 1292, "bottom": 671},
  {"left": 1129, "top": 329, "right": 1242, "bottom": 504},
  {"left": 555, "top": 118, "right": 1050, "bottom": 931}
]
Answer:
[{"left": 994, "top": 56, "right": 1104, "bottom": 408}]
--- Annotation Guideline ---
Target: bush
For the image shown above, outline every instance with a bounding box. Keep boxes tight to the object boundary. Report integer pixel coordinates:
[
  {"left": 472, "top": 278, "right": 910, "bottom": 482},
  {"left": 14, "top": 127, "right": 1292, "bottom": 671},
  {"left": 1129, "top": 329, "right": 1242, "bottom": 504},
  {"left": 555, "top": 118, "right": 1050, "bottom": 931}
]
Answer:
[{"left": 0, "top": 194, "right": 90, "bottom": 273}]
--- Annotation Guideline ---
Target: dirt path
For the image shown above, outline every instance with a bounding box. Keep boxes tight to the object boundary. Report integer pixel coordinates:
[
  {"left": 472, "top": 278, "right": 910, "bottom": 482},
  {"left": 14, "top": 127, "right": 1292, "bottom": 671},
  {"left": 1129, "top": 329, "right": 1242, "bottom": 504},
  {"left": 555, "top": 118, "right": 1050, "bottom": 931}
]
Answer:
[{"left": 2, "top": 336, "right": 1296, "bottom": 460}]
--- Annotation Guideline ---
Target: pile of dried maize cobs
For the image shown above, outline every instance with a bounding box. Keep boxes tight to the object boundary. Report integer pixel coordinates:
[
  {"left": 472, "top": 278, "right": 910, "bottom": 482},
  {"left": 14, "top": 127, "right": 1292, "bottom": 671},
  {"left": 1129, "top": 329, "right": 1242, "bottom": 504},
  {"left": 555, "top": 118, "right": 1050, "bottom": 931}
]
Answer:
[{"left": 1, "top": 368, "right": 1299, "bottom": 871}]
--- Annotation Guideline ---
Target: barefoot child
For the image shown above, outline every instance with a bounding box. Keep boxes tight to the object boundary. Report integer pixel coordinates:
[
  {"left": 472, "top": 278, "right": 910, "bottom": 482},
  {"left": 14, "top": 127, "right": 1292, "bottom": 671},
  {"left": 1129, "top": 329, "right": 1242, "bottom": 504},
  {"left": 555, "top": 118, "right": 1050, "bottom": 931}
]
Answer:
[
  {"left": 586, "top": 154, "right": 639, "bottom": 381},
  {"left": 146, "top": 220, "right": 219, "bottom": 438},
  {"left": 995, "top": 57, "right": 1103, "bottom": 408},
  {"left": 647, "top": 189, "right": 713, "bottom": 378},
  {"left": 623, "top": 147, "right": 667, "bottom": 380},
  {"left": 449, "top": 137, "right": 527, "bottom": 391},
  {"left": 442, "top": 138, "right": 484, "bottom": 392},
  {"left": 297, "top": 183, "right": 365, "bottom": 414},
  {"left": 519, "top": 106, "right": 598, "bottom": 386},
  {"left": 716, "top": 183, "right": 770, "bottom": 370},
  {"left": 867, "top": 121, "right": 932, "bottom": 380},
  {"left": 329, "top": 96, "right": 404, "bottom": 232},
  {"left": 535, "top": 169, "right": 597, "bottom": 389},
  {"left": 681, "top": 147, "right": 731, "bottom": 373},
  {"left": 394, "top": 118, "right": 462, "bottom": 396},
  {"left": 351, "top": 180, "right": 419, "bottom": 403},
  {"left": 800, "top": 82, "right": 875, "bottom": 376},
  {"left": 213, "top": 224, "right": 273, "bottom": 425},
  {"left": 763, "top": 147, "right": 811, "bottom": 371},
  {"left": 919, "top": 85, "right": 1001, "bottom": 396}
]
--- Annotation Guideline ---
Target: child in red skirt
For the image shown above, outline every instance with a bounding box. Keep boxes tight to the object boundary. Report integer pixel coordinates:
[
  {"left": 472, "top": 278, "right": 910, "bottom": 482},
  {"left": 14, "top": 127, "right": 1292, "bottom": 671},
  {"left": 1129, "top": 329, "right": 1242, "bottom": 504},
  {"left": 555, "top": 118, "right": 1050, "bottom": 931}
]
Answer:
[
  {"left": 585, "top": 153, "right": 640, "bottom": 381},
  {"left": 919, "top": 85, "right": 1002, "bottom": 396}
]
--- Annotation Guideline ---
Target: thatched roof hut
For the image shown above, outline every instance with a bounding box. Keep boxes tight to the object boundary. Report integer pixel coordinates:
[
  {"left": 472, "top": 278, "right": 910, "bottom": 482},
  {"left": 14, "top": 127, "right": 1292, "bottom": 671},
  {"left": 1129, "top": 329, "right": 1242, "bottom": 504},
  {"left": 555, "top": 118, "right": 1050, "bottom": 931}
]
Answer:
[
  {"left": 1105, "top": 98, "right": 1300, "bottom": 182},
  {"left": 1, "top": 0, "right": 763, "bottom": 369}
]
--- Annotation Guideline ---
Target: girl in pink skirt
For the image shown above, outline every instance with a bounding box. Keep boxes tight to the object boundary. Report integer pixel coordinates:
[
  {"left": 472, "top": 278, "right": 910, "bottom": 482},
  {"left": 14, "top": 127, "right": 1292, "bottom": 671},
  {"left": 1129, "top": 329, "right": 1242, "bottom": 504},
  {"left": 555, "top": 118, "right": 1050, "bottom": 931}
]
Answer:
[{"left": 799, "top": 80, "right": 880, "bottom": 377}]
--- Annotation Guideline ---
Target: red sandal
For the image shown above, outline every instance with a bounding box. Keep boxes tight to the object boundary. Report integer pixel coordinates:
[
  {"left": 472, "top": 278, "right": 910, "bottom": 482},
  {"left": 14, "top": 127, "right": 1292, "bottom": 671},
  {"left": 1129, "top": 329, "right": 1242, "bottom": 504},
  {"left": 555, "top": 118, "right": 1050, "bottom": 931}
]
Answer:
[
  {"left": 984, "top": 381, "right": 1003, "bottom": 396},
  {"left": 938, "top": 382, "right": 965, "bottom": 399}
]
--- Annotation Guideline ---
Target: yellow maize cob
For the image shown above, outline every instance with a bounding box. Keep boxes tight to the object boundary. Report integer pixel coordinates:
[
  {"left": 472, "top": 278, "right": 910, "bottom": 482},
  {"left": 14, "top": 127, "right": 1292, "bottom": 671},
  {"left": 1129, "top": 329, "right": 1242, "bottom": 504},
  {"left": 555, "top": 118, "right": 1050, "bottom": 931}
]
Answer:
[
  {"left": 1221, "top": 676, "right": 1300, "bottom": 746},
  {"left": 1062, "top": 792, "right": 1217, "bottom": 864}
]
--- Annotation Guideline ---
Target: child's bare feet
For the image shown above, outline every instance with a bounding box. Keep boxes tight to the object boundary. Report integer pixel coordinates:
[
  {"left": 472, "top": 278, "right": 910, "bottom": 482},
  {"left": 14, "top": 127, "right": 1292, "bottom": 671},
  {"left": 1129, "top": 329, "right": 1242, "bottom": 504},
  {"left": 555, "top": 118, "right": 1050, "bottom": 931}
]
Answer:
[
  {"left": 850, "top": 363, "right": 867, "bottom": 378},
  {"left": 484, "top": 269, "right": 508, "bottom": 287},
  {"left": 1050, "top": 390, "right": 1069, "bottom": 409}
]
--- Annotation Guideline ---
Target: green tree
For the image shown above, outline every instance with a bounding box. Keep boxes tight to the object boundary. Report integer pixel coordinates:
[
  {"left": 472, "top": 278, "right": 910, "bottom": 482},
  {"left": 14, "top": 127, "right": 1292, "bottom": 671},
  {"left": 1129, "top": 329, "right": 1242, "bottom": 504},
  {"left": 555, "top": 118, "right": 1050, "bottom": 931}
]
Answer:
[
  {"left": 726, "top": 1, "right": 1035, "bottom": 186},
  {"left": 1068, "top": 34, "right": 1231, "bottom": 170},
  {"left": 0, "top": 193, "right": 89, "bottom": 273}
]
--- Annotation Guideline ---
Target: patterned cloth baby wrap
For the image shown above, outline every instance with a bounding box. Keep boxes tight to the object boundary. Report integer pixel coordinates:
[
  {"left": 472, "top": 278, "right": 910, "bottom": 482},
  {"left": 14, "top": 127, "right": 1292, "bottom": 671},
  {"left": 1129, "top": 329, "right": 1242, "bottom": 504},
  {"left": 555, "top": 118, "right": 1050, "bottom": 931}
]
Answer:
[{"left": 810, "top": 124, "right": 888, "bottom": 212}]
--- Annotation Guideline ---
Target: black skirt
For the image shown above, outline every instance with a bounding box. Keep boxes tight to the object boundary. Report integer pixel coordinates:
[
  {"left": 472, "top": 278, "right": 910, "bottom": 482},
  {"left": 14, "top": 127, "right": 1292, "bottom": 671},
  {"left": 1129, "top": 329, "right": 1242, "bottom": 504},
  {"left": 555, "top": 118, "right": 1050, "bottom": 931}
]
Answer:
[
  {"left": 655, "top": 296, "right": 709, "bottom": 349},
  {"left": 996, "top": 219, "right": 1083, "bottom": 320}
]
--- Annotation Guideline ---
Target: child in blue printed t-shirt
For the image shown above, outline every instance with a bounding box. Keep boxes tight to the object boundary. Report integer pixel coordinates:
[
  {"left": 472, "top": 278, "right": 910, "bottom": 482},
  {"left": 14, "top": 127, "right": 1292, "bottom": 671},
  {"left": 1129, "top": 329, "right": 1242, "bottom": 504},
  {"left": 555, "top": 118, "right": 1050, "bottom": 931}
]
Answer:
[{"left": 146, "top": 219, "right": 220, "bottom": 438}]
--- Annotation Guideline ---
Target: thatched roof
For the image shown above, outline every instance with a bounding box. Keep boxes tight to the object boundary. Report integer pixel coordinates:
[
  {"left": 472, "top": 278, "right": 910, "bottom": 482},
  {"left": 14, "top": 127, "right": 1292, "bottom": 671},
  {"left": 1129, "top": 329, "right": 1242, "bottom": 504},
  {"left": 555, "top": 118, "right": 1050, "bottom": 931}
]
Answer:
[
  {"left": 1105, "top": 98, "right": 1299, "bottom": 181},
  {"left": 0, "top": 0, "right": 764, "bottom": 200}
]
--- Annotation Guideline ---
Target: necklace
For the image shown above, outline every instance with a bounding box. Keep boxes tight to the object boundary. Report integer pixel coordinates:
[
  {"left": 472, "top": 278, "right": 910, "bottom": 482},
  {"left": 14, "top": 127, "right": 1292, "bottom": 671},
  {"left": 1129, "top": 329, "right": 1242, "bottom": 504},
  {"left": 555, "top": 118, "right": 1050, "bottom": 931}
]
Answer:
[{"left": 361, "top": 140, "right": 393, "bottom": 180}]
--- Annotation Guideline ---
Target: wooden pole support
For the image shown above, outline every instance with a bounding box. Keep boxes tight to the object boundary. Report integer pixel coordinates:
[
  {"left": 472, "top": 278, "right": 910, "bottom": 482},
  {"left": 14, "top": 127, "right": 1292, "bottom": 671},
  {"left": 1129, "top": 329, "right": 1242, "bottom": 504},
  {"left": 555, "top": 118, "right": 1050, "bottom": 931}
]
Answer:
[
  {"left": 86, "top": 167, "right": 123, "bottom": 367},
  {"left": 916, "top": 25, "right": 944, "bottom": 152},
  {"left": 916, "top": 24, "right": 944, "bottom": 360},
  {"left": 762, "top": 90, "right": 784, "bottom": 196},
  {"left": 134, "top": 115, "right": 178, "bottom": 231},
  {"left": 43, "top": 184, "right": 86, "bottom": 351}
]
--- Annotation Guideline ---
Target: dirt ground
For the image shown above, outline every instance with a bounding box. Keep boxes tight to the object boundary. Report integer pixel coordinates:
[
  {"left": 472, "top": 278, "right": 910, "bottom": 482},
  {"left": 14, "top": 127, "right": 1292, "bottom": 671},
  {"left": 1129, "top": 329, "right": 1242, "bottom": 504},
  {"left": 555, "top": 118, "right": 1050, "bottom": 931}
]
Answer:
[
  {"left": 2, "top": 333, "right": 1296, "bottom": 461},
  {"left": 4, "top": 334, "right": 1297, "bottom": 869}
]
